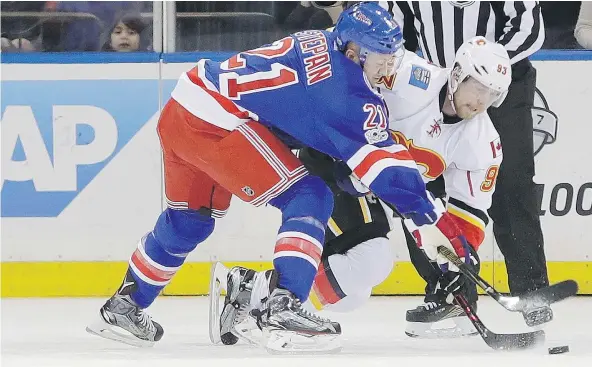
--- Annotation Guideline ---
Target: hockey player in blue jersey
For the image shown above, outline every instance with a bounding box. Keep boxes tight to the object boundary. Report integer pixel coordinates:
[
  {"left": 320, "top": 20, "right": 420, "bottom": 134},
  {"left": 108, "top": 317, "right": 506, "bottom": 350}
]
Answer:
[{"left": 87, "top": 2, "right": 470, "bottom": 353}]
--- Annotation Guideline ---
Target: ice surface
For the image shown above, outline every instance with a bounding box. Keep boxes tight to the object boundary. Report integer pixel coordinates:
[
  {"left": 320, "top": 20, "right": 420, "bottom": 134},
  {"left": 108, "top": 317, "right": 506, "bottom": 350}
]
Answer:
[{"left": 2, "top": 296, "right": 591, "bottom": 367}]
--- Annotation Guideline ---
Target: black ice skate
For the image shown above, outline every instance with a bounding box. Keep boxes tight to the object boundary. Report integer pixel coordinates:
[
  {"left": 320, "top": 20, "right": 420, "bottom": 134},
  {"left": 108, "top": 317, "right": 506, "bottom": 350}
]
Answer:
[
  {"left": 405, "top": 293, "right": 477, "bottom": 339},
  {"left": 86, "top": 270, "right": 164, "bottom": 347}
]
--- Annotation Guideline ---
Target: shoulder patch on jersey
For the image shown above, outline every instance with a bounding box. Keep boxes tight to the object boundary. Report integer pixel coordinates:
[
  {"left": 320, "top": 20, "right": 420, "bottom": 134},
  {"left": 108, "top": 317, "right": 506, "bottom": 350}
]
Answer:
[
  {"left": 489, "top": 137, "right": 502, "bottom": 158},
  {"left": 409, "top": 65, "right": 431, "bottom": 90},
  {"left": 365, "top": 128, "right": 389, "bottom": 144}
]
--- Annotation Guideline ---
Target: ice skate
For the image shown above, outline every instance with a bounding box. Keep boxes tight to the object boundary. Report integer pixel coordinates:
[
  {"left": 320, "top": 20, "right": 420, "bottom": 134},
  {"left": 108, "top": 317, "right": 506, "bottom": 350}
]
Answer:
[
  {"left": 253, "top": 287, "right": 342, "bottom": 354},
  {"left": 86, "top": 271, "right": 164, "bottom": 347},
  {"left": 209, "top": 263, "right": 277, "bottom": 346},
  {"left": 405, "top": 293, "right": 477, "bottom": 339},
  {"left": 210, "top": 263, "right": 341, "bottom": 353}
]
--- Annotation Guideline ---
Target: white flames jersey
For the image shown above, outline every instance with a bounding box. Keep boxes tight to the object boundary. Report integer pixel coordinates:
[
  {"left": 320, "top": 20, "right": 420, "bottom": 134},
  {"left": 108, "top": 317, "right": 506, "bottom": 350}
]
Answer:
[{"left": 377, "top": 51, "right": 503, "bottom": 247}]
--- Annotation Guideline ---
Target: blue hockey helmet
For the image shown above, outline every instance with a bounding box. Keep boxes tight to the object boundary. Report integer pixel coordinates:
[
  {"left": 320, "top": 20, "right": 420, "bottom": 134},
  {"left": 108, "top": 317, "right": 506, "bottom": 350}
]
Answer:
[{"left": 334, "top": 2, "right": 403, "bottom": 55}]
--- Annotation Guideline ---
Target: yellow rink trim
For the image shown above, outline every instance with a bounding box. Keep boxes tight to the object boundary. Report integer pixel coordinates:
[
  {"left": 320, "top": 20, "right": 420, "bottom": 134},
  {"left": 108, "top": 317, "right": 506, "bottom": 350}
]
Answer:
[{"left": 1, "top": 261, "right": 591, "bottom": 297}]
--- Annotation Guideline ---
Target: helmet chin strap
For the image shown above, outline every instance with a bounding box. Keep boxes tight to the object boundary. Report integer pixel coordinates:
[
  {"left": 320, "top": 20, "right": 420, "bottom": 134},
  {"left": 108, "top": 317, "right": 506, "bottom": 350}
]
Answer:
[{"left": 447, "top": 82, "right": 458, "bottom": 115}]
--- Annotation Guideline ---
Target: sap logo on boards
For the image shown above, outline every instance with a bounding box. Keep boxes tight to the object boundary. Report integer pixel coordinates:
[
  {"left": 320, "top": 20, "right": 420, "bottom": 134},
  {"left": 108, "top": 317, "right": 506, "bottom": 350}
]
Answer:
[{"left": 1, "top": 79, "right": 158, "bottom": 217}]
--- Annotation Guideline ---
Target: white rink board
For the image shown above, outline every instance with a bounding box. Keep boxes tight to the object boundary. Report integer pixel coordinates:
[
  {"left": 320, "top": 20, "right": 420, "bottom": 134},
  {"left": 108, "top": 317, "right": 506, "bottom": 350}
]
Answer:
[{"left": 1, "top": 60, "right": 591, "bottom": 262}]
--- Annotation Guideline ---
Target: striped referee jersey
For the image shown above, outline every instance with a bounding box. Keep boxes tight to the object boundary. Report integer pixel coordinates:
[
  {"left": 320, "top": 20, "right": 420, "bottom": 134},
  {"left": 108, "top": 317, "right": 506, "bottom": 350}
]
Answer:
[{"left": 380, "top": 1, "right": 545, "bottom": 66}]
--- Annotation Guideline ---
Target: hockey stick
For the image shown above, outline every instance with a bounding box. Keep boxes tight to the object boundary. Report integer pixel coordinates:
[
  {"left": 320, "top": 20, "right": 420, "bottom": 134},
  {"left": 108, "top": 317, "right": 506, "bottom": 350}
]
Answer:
[
  {"left": 454, "top": 293, "right": 545, "bottom": 350},
  {"left": 437, "top": 246, "right": 578, "bottom": 315},
  {"left": 383, "top": 200, "right": 577, "bottom": 313},
  {"left": 384, "top": 202, "right": 547, "bottom": 349},
  {"left": 405, "top": 232, "right": 546, "bottom": 349}
]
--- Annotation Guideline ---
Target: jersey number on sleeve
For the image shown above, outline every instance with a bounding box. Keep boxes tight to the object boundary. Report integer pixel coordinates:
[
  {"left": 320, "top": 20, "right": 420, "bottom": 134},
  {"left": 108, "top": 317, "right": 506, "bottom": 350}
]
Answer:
[
  {"left": 219, "top": 38, "right": 299, "bottom": 100},
  {"left": 362, "top": 104, "right": 389, "bottom": 144},
  {"left": 480, "top": 165, "right": 499, "bottom": 192},
  {"left": 362, "top": 104, "right": 388, "bottom": 130}
]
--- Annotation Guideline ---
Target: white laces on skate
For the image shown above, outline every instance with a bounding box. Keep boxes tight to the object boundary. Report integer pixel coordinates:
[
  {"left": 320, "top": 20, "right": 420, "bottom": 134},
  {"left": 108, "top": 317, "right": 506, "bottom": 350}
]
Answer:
[
  {"left": 136, "top": 310, "right": 156, "bottom": 333},
  {"left": 293, "top": 299, "right": 330, "bottom": 323},
  {"left": 422, "top": 301, "right": 439, "bottom": 311}
]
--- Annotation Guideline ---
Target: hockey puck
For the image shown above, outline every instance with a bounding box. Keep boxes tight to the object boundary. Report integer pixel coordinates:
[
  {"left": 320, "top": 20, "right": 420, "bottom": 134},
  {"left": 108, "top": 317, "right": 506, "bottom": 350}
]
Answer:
[{"left": 548, "top": 346, "right": 569, "bottom": 354}]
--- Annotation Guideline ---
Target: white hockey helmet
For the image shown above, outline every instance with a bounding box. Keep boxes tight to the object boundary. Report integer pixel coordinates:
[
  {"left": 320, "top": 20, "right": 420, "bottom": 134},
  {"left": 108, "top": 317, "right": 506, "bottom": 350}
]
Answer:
[{"left": 449, "top": 36, "right": 512, "bottom": 108}]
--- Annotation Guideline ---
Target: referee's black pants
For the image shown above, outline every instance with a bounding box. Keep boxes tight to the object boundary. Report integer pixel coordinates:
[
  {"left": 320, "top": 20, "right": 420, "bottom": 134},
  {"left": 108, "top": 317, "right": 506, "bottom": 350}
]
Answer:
[
  {"left": 405, "top": 59, "right": 549, "bottom": 301},
  {"left": 487, "top": 59, "right": 549, "bottom": 295}
]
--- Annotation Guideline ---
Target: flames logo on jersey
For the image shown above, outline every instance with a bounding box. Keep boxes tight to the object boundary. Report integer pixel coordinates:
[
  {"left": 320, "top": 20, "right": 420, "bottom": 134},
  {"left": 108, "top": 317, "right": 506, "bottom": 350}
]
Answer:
[
  {"left": 376, "top": 74, "right": 396, "bottom": 90},
  {"left": 532, "top": 87, "right": 558, "bottom": 156},
  {"left": 391, "top": 131, "right": 446, "bottom": 179}
]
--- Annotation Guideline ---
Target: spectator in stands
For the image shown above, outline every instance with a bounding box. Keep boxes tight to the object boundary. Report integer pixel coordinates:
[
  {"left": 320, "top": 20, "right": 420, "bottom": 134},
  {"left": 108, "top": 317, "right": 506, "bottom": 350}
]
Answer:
[
  {"left": 1, "top": 37, "right": 37, "bottom": 52},
  {"left": 575, "top": 1, "right": 592, "bottom": 48},
  {"left": 0, "top": 1, "right": 44, "bottom": 51},
  {"left": 102, "top": 13, "right": 150, "bottom": 52},
  {"left": 282, "top": 2, "right": 334, "bottom": 32},
  {"left": 46, "top": 1, "right": 146, "bottom": 51}
]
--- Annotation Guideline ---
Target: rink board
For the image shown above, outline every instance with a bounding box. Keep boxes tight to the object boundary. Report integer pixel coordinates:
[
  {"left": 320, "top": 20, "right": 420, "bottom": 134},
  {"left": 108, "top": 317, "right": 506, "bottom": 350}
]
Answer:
[{"left": 1, "top": 51, "right": 591, "bottom": 297}]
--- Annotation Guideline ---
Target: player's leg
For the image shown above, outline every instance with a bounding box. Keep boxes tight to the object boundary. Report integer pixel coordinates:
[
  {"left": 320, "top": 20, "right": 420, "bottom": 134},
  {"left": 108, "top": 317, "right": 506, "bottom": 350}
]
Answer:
[
  {"left": 87, "top": 99, "right": 230, "bottom": 347},
  {"left": 296, "top": 148, "right": 395, "bottom": 313},
  {"left": 190, "top": 120, "right": 340, "bottom": 351},
  {"left": 404, "top": 222, "right": 480, "bottom": 338},
  {"left": 402, "top": 177, "right": 478, "bottom": 338},
  {"left": 308, "top": 236, "right": 394, "bottom": 312}
]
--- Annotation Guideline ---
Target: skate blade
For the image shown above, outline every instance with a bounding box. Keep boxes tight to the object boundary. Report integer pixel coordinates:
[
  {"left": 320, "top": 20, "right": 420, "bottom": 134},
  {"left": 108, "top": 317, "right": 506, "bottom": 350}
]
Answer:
[
  {"left": 232, "top": 317, "right": 265, "bottom": 346},
  {"left": 209, "top": 262, "right": 229, "bottom": 344},
  {"left": 405, "top": 317, "right": 477, "bottom": 339},
  {"left": 264, "top": 329, "right": 342, "bottom": 355},
  {"left": 86, "top": 315, "right": 155, "bottom": 348}
]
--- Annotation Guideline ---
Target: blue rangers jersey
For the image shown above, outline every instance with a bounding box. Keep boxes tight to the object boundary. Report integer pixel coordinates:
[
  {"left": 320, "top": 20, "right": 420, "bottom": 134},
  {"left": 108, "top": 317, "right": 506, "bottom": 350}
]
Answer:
[{"left": 170, "top": 30, "right": 432, "bottom": 216}]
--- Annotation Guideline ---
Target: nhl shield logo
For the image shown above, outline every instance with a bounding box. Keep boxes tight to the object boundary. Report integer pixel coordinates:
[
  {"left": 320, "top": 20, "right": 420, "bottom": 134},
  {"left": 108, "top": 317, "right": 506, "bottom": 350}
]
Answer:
[
  {"left": 242, "top": 186, "right": 255, "bottom": 197},
  {"left": 449, "top": 1, "right": 475, "bottom": 8},
  {"left": 532, "top": 88, "right": 558, "bottom": 156}
]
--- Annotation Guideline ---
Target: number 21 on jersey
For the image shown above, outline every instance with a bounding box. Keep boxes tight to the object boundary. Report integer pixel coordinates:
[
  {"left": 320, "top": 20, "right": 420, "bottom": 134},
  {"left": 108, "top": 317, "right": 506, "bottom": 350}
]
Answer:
[
  {"left": 219, "top": 38, "right": 299, "bottom": 100},
  {"left": 362, "top": 103, "right": 389, "bottom": 144}
]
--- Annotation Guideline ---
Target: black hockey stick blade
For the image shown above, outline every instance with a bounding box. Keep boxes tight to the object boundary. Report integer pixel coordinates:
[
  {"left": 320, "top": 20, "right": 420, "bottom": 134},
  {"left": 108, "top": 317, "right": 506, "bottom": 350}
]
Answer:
[
  {"left": 437, "top": 245, "right": 578, "bottom": 312},
  {"left": 513, "top": 280, "right": 578, "bottom": 311},
  {"left": 455, "top": 295, "right": 545, "bottom": 351},
  {"left": 484, "top": 328, "right": 546, "bottom": 351}
]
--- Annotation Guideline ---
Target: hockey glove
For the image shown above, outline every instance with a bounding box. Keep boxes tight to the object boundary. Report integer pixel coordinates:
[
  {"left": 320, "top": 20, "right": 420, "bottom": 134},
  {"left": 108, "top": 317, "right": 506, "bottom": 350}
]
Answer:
[
  {"left": 404, "top": 195, "right": 474, "bottom": 272},
  {"left": 436, "top": 264, "right": 466, "bottom": 297}
]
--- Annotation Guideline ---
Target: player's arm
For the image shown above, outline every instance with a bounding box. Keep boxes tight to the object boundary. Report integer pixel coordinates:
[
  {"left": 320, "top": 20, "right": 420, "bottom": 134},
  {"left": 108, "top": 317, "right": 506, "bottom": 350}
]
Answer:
[
  {"left": 325, "top": 98, "right": 436, "bottom": 220},
  {"left": 344, "top": 140, "right": 434, "bottom": 217},
  {"left": 327, "top": 96, "right": 471, "bottom": 274},
  {"left": 442, "top": 140, "right": 504, "bottom": 250}
]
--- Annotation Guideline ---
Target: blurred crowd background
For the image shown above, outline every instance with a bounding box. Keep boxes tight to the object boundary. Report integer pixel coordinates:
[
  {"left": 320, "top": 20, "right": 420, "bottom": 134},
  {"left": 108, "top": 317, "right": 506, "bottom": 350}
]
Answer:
[{"left": 1, "top": 1, "right": 591, "bottom": 53}]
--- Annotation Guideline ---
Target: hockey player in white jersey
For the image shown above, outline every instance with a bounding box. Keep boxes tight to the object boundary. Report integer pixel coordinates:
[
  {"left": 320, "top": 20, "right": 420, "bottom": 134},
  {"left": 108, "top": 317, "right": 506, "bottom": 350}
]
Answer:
[{"left": 295, "top": 36, "right": 511, "bottom": 337}]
